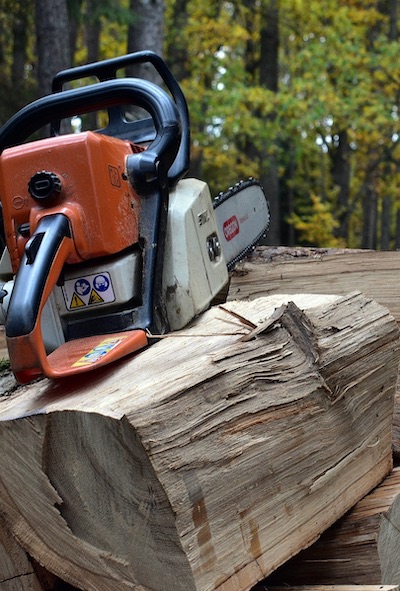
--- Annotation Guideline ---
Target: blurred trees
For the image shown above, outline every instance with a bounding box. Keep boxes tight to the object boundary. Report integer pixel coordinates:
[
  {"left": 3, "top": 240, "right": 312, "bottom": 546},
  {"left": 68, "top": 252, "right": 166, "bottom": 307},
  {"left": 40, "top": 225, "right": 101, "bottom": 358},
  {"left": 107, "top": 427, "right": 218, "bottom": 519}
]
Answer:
[
  {"left": 166, "top": 0, "right": 400, "bottom": 249},
  {"left": 1, "top": 0, "right": 400, "bottom": 249},
  {"left": 35, "top": 0, "right": 70, "bottom": 96}
]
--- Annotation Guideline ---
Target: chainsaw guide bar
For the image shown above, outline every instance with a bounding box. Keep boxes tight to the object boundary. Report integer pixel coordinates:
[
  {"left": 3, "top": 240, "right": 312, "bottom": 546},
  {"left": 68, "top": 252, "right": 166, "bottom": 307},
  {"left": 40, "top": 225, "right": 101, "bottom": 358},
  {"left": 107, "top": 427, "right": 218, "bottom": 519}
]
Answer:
[{"left": 213, "top": 178, "right": 270, "bottom": 271}]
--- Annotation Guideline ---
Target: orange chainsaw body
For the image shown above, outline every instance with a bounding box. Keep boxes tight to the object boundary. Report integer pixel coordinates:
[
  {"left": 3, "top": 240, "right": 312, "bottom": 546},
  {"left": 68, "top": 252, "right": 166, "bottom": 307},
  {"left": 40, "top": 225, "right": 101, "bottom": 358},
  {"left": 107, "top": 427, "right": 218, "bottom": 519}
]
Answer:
[
  {"left": 0, "top": 132, "right": 149, "bottom": 384},
  {"left": 0, "top": 53, "right": 185, "bottom": 383},
  {"left": 0, "top": 131, "right": 142, "bottom": 271}
]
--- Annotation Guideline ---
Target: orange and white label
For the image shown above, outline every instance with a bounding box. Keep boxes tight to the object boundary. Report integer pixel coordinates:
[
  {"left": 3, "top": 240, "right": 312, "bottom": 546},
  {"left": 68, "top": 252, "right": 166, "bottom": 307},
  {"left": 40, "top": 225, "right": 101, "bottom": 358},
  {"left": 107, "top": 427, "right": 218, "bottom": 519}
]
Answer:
[{"left": 223, "top": 215, "right": 240, "bottom": 241}]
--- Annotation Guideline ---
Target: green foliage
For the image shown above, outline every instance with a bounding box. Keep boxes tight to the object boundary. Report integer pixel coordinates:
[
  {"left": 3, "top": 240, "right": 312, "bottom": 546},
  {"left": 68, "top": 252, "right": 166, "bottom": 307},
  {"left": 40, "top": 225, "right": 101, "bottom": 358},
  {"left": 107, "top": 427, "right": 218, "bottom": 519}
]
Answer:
[
  {"left": 165, "top": 0, "right": 400, "bottom": 248},
  {"left": 74, "top": 0, "right": 135, "bottom": 64},
  {"left": 288, "top": 194, "right": 345, "bottom": 247}
]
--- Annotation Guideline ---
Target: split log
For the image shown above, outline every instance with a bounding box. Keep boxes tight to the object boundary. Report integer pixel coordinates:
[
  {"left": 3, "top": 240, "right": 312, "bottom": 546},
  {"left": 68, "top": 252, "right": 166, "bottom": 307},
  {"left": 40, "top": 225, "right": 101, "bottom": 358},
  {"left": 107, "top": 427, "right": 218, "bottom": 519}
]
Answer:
[
  {"left": 0, "top": 514, "right": 43, "bottom": 590},
  {"left": 0, "top": 292, "right": 398, "bottom": 591},
  {"left": 264, "top": 467, "right": 400, "bottom": 586},
  {"left": 228, "top": 247, "right": 400, "bottom": 457}
]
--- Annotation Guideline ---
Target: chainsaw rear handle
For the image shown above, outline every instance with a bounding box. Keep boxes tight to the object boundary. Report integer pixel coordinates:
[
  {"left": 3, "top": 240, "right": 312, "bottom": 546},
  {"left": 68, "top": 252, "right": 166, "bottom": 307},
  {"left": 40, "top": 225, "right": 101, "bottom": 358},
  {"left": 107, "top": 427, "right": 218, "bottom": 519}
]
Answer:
[
  {"left": 51, "top": 51, "right": 190, "bottom": 186},
  {"left": 4, "top": 213, "right": 148, "bottom": 383},
  {"left": 0, "top": 78, "right": 181, "bottom": 188},
  {"left": 5, "top": 214, "right": 74, "bottom": 382},
  {"left": 6, "top": 214, "right": 71, "bottom": 339}
]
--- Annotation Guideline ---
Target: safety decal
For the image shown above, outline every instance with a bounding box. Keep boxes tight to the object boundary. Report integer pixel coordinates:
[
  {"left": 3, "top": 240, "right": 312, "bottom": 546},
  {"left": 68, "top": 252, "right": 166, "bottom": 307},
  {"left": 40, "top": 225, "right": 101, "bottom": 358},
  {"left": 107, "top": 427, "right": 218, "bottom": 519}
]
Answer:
[
  {"left": 62, "top": 272, "right": 115, "bottom": 311},
  {"left": 72, "top": 336, "right": 127, "bottom": 367},
  {"left": 70, "top": 293, "right": 86, "bottom": 309}
]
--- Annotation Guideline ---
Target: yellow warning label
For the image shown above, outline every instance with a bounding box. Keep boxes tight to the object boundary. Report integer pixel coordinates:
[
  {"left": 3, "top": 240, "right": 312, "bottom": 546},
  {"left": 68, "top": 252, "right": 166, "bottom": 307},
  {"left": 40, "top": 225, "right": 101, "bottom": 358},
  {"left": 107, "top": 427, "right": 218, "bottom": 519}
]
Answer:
[
  {"left": 88, "top": 289, "right": 104, "bottom": 305},
  {"left": 70, "top": 292, "right": 86, "bottom": 309}
]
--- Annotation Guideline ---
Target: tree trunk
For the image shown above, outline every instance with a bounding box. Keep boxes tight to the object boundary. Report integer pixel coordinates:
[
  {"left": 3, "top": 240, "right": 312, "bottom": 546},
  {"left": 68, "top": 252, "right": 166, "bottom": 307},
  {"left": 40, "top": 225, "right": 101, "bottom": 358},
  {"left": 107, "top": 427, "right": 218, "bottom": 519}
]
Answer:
[
  {"left": 11, "top": 1, "right": 29, "bottom": 91},
  {"left": 68, "top": 0, "right": 84, "bottom": 65},
  {"left": 35, "top": 0, "right": 71, "bottom": 97},
  {"left": 362, "top": 182, "right": 378, "bottom": 249},
  {"left": 127, "top": 0, "right": 164, "bottom": 83},
  {"left": 388, "top": 0, "right": 398, "bottom": 40},
  {"left": 83, "top": 0, "right": 101, "bottom": 130},
  {"left": 85, "top": 0, "right": 100, "bottom": 64},
  {"left": 0, "top": 293, "right": 398, "bottom": 591},
  {"left": 259, "top": 0, "right": 280, "bottom": 245},
  {"left": 395, "top": 208, "right": 400, "bottom": 249},
  {"left": 165, "top": 0, "right": 189, "bottom": 81},
  {"left": 381, "top": 194, "right": 392, "bottom": 250},
  {"left": 330, "top": 130, "right": 351, "bottom": 242}
]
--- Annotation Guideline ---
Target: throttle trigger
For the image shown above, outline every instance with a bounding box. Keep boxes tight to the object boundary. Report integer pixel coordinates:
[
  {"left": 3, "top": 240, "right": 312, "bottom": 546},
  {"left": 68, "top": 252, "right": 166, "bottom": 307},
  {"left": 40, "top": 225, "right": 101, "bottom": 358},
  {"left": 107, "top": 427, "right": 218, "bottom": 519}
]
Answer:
[{"left": 25, "top": 233, "right": 44, "bottom": 264}]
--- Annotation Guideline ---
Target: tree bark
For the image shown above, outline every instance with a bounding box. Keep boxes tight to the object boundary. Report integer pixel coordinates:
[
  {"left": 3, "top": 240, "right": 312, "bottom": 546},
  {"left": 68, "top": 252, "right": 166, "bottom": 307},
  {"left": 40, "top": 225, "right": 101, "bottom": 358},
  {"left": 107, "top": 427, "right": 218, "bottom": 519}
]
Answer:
[
  {"left": 381, "top": 194, "right": 392, "bottom": 250},
  {"left": 330, "top": 131, "right": 351, "bottom": 242},
  {"left": 259, "top": 0, "right": 280, "bottom": 246},
  {"left": 165, "top": 0, "right": 189, "bottom": 81},
  {"left": 85, "top": 0, "right": 101, "bottom": 64},
  {"left": 11, "top": 1, "right": 29, "bottom": 91},
  {"left": 35, "top": 0, "right": 71, "bottom": 97},
  {"left": 0, "top": 293, "right": 398, "bottom": 591},
  {"left": 388, "top": 0, "right": 398, "bottom": 40},
  {"left": 362, "top": 182, "right": 378, "bottom": 249},
  {"left": 127, "top": 0, "right": 164, "bottom": 84},
  {"left": 68, "top": 0, "right": 84, "bottom": 65}
]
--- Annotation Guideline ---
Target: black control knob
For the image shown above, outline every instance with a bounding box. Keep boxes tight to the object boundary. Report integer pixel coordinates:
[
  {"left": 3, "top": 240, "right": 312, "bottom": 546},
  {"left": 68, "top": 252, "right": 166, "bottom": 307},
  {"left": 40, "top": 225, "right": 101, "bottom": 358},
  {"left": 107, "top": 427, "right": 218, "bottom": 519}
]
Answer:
[{"left": 28, "top": 171, "right": 62, "bottom": 201}]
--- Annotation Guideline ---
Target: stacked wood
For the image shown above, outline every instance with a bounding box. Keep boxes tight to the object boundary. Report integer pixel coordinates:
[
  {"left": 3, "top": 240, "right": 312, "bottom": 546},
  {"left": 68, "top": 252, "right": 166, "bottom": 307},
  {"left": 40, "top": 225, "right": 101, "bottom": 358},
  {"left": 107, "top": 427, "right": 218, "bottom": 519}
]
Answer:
[
  {"left": 264, "top": 467, "right": 400, "bottom": 586},
  {"left": 228, "top": 247, "right": 400, "bottom": 321},
  {"left": 0, "top": 292, "right": 398, "bottom": 591}
]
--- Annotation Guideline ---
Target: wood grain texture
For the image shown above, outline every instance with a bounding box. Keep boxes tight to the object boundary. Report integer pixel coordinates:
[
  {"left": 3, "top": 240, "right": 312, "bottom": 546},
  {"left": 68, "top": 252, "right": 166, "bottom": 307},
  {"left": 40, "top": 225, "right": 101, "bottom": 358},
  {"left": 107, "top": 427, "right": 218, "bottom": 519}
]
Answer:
[
  {"left": 0, "top": 515, "right": 43, "bottom": 590},
  {"left": 265, "top": 467, "right": 400, "bottom": 586},
  {"left": 228, "top": 247, "right": 400, "bottom": 457},
  {"left": 0, "top": 293, "right": 398, "bottom": 591},
  {"left": 228, "top": 248, "right": 400, "bottom": 322}
]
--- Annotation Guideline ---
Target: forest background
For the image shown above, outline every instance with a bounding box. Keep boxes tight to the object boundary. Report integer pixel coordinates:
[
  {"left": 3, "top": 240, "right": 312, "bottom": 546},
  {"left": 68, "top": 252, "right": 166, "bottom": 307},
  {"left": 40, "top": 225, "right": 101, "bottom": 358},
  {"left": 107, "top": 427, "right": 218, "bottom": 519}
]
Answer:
[{"left": 0, "top": 0, "right": 398, "bottom": 248}]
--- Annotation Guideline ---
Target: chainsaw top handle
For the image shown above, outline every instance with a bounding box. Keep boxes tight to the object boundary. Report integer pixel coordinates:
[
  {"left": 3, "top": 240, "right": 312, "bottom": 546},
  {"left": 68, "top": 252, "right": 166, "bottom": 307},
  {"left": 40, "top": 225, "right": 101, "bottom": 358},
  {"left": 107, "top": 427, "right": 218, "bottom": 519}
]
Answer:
[
  {"left": 0, "top": 77, "right": 181, "bottom": 189},
  {"left": 52, "top": 51, "right": 189, "bottom": 187}
]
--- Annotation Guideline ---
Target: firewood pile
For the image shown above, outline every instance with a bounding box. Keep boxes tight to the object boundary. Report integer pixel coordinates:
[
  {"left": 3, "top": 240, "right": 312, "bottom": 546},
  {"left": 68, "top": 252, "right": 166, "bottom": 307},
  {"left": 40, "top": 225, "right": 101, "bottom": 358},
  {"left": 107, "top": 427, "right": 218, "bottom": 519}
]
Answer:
[{"left": 1, "top": 247, "right": 400, "bottom": 591}]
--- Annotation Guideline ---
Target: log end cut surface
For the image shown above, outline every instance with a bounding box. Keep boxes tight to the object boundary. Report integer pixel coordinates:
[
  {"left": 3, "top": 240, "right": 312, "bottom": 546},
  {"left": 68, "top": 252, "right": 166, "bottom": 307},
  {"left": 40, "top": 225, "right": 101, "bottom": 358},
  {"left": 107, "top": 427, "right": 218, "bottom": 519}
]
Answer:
[{"left": 0, "top": 292, "right": 398, "bottom": 591}]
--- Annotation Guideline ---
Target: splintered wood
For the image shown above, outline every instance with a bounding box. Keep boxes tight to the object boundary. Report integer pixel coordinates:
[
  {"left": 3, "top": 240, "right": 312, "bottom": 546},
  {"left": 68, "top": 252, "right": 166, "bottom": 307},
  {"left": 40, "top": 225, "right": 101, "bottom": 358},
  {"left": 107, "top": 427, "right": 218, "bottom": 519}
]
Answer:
[
  {"left": 0, "top": 513, "right": 44, "bottom": 590},
  {"left": 0, "top": 292, "right": 398, "bottom": 591}
]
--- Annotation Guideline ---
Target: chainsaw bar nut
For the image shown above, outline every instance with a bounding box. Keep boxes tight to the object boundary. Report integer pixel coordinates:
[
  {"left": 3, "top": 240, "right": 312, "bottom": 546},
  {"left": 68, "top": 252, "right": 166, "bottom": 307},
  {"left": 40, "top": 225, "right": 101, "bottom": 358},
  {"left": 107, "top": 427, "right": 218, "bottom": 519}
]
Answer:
[{"left": 28, "top": 171, "right": 62, "bottom": 201}]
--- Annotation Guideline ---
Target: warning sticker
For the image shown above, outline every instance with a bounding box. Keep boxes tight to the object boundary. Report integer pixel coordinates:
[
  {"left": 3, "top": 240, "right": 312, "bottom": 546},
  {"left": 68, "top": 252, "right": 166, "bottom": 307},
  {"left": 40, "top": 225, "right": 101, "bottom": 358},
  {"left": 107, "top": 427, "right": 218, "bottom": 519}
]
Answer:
[
  {"left": 72, "top": 336, "right": 126, "bottom": 367},
  {"left": 70, "top": 293, "right": 86, "bottom": 309},
  {"left": 62, "top": 272, "right": 115, "bottom": 311},
  {"left": 89, "top": 289, "right": 104, "bottom": 305}
]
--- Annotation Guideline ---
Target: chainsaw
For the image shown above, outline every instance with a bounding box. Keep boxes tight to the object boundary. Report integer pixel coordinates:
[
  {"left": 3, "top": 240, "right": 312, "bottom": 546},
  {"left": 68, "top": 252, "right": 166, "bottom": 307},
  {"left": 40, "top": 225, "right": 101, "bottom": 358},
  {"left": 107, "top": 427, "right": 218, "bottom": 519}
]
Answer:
[{"left": 0, "top": 51, "right": 270, "bottom": 384}]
